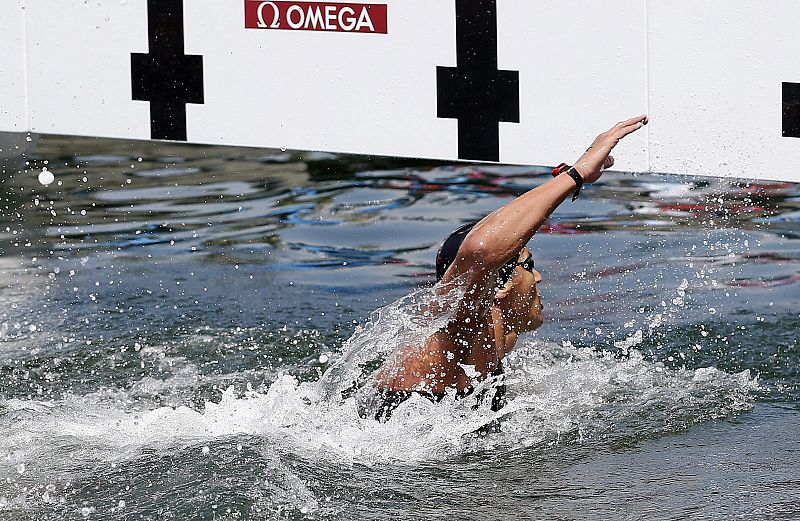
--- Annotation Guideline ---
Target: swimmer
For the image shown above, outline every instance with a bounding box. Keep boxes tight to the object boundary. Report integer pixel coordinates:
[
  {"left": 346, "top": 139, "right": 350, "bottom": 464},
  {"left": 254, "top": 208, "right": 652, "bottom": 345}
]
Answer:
[{"left": 357, "top": 115, "right": 649, "bottom": 422}]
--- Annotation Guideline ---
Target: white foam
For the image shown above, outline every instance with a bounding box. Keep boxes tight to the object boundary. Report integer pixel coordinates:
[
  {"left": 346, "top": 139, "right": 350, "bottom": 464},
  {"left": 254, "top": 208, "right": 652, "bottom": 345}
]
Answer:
[
  {"left": 0, "top": 339, "right": 757, "bottom": 485},
  {"left": 314, "top": 276, "right": 467, "bottom": 402},
  {"left": 0, "top": 278, "right": 759, "bottom": 509}
]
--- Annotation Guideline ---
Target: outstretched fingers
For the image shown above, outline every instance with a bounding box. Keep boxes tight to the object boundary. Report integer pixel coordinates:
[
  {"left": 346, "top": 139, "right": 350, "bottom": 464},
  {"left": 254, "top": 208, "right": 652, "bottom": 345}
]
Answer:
[
  {"left": 617, "top": 115, "right": 648, "bottom": 127},
  {"left": 613, "top": 115, "right": 648, "bottom": 137},
  {"left": 576, "top": 115, "right": 648, "bottom": 183}
]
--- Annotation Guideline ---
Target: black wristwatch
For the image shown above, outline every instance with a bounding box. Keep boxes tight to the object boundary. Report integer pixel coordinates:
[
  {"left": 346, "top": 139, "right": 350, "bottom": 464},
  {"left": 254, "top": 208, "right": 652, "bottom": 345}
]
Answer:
[{"left": 552, "top": 163, "right": 584, "bottom": 201}]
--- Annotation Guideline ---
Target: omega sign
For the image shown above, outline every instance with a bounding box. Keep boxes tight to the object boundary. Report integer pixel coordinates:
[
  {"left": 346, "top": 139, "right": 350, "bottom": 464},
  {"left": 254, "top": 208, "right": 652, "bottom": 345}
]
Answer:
[{"left": 244, "top": 1, "right": 388, "bottom": 34}]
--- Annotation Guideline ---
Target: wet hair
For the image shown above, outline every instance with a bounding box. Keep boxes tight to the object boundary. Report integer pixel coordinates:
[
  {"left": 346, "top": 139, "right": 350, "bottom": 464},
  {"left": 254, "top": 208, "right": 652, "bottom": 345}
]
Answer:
[{"left": 435, "top": 221, "right": 521, "bottom": 285}]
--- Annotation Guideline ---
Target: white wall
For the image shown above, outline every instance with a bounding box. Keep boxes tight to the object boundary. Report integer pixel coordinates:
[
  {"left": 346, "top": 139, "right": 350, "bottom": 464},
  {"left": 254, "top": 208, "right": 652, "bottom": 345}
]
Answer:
[
  {"left": 24, "top": 0, "right": 151, "bottom": 138},
  {"left": 0, "top": 0, "right": 28, "bottom": 133},
  {"left": 1, "top": 0, "right": 798, "bottom": 182},
  {"left": 648, "top": 1, "right": 800, "bottom": 181}
]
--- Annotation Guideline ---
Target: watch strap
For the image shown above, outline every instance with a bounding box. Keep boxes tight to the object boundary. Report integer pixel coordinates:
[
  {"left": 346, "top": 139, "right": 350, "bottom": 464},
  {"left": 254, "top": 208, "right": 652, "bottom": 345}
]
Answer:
[
  {"left": 565, "top": 167, "right": 583, "bottom": 201},
  {"left": 551, "top": 163, "right": 584, "bottom": 201}
]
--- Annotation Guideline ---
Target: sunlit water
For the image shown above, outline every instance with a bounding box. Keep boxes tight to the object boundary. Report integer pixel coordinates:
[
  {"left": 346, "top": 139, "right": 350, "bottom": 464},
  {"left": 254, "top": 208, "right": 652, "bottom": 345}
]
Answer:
[{"left": 0, "top": 136, "right": 798, "bottom": 520}]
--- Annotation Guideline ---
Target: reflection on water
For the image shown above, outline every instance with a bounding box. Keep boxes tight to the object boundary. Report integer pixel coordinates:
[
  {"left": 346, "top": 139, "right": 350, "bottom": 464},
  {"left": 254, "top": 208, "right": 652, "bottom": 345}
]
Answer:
[{"left": 0, "top": 135, "right": 797, "bottom": 519}]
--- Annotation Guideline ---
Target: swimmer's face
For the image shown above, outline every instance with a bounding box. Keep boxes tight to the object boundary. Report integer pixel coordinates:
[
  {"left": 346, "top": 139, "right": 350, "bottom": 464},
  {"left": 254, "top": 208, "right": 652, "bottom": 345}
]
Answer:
[{"left": 497, "top": 248, "right": 544, "bottom": 332}]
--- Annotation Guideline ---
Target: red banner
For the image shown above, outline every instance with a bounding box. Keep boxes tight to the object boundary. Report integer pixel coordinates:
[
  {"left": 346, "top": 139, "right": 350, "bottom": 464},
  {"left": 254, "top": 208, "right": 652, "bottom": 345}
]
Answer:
[{"left": 245, "top": 1, "right": 388, "bottom": 34}]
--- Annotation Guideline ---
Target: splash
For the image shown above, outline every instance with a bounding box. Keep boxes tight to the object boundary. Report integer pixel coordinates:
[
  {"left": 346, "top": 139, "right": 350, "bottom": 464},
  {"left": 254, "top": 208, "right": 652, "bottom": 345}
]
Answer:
[
  {"left": 0, "top": 334, "right": 758, "bottom": 518},
  {"left": 0, "top": 281, "right": 760, "bottom": 519},
  {"left": 314, "top": 276, "right": 467, "bottom": 402},
  {"left": 499, "top": 341, "right": 757, "bottom": 447},
  {"left": 0, "top": 340, "right": 757, "bottom": 470}
]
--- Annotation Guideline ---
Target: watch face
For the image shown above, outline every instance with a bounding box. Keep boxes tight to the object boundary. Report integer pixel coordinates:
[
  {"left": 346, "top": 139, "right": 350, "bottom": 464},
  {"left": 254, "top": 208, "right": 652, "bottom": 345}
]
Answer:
[{"left": 552, "top": 163, "right": 570, "bottom": 177}]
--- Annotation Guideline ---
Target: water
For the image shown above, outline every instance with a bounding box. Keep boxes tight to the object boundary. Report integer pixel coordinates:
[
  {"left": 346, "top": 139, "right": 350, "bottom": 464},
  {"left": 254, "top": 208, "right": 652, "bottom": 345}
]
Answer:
[{"left": 0, "top": 135, "right": 798, "bottom": 520}]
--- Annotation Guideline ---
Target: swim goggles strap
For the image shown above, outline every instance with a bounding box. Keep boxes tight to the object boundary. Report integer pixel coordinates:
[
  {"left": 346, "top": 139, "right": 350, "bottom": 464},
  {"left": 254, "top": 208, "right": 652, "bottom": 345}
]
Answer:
[{"left": 552, "top": 163, "right": 584, "bottom": 201}]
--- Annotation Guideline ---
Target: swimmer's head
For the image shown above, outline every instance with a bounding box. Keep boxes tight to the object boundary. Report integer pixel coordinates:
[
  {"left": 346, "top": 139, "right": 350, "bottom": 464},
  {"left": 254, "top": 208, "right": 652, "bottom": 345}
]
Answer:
[
  {"left": 436, "top": 222, "right": 476, "bottom": 281},
  {"left": 436, "top": 221, "right": 544, "bottom": 332}
]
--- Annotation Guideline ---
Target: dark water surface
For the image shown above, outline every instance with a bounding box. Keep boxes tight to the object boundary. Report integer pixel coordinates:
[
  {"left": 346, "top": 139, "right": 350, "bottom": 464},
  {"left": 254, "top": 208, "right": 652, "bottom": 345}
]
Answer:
[{"left": 0, "top": 135, "right": 798, "bottom": 520}]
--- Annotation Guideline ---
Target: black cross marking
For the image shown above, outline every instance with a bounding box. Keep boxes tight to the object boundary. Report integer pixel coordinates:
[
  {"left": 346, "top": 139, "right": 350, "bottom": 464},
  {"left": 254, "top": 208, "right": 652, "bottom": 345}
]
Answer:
[
  {"left": 131, "top": 0, "right": 204, "bottom": 141},
  {"left": 783, "top": 82, "right": 800, "bottom": 138},
  {"left": 437, "top": 0, "right": 520, "bottom": 162}
]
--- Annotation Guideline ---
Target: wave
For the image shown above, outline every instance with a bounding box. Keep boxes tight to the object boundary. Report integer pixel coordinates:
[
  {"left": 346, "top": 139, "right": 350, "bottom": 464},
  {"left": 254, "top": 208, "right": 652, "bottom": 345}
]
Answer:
[
  {"left": 0, "top": 341, "right": 756, "bottom": 473},
  {"left": 0, "top": 283, "right": 758, "bottom": 517}
]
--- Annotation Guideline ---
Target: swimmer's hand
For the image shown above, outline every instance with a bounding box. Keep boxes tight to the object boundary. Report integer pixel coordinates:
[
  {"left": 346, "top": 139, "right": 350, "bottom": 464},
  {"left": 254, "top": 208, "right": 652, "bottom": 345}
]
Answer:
[{"left": 573, "top": 115, "right": 648, "bottom": 184}]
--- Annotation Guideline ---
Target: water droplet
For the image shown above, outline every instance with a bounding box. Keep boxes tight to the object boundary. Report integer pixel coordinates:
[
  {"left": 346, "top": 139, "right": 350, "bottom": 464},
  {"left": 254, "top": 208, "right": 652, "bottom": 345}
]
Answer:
[{"left": 38, "top": 168, "right": 55, "bottom": 186}]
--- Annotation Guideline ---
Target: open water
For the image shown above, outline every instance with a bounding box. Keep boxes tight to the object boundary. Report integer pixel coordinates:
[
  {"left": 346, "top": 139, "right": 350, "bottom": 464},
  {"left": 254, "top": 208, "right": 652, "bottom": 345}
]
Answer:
[{"left": 0, "top": 135, "right": 798, "bottom": 520}]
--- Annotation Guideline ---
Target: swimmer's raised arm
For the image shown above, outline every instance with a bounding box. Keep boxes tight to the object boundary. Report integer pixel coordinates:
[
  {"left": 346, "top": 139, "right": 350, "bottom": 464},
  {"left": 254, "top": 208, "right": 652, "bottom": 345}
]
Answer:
[
  {"left": 442, "top": 115, "right": 648, "bottom": 288},
  {"left": 361, "top": 115, "right": 648, "bottom": 418}
]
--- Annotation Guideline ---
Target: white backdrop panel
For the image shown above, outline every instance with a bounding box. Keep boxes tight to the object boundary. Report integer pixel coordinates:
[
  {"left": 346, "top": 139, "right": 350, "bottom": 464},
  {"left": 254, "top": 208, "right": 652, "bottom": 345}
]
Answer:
[
  {"left": 185, "top": 0, "right": 458, "bottom": 158},
  {"left": 7, "top": 1, "right": 800, "bottom": 181},
  {"left": 497, "top": 1, "right": 648, "bottom": 173},
  {"left": 648, "top": 0, "right": 800, "bottom": 182},
  {"left": 25, "top": 0, "right": 150, "bottom": 138},
  {"left": 0, "top": 0, "right": 28, "bottom": 133}
]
